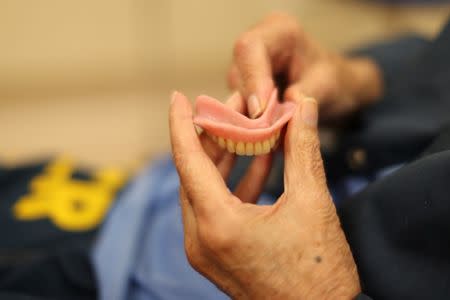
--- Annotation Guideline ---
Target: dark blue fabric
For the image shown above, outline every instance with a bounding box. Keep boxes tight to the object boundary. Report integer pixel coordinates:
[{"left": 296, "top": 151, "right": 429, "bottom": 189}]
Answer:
[{"left": 325, "top": 26, "right": 450, "bottom": 181}]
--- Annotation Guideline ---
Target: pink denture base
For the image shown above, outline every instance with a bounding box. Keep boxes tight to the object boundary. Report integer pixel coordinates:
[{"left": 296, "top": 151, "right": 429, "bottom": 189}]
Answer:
[{"left": 193, "top": 90, "right": 296, "bottom": 143}]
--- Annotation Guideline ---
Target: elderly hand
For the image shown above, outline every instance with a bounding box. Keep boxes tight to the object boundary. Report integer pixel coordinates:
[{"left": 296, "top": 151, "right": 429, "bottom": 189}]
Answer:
[
  {"left": 169, "top": 91, "right": 361, "bottom": 299},
  {"left": 229, "top": 12, "right": 383, "bottom": 122}
]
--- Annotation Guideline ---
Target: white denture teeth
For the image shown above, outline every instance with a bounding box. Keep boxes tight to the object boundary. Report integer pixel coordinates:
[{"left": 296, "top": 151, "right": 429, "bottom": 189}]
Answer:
[{"left": 207, "top": 130, "right": 281, "bottom": 156}]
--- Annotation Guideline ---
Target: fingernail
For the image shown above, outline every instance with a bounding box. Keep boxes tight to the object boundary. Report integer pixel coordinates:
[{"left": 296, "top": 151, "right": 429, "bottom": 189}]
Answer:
[
  {"left": 301, "top": 97, "right": 318, "bottom": 127},
  {"left": 248, "top": 94, "right": 262, "bottom": 119}
]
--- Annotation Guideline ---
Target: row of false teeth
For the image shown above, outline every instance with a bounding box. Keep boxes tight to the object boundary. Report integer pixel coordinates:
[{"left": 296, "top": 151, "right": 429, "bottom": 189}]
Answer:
[{"left": 208, "top": 130, "right": 280, "bottom": 156}]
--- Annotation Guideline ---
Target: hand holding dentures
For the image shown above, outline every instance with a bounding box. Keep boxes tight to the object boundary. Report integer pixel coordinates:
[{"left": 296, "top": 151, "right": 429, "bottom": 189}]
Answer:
[
  {"left": 228, "top": 12, "right": 383, "bottom": 123},
  {"left": 169, "top": 91, "right": 361, "bottom": 299},
  {"left": 167, "top": 11, "right": 383, "bottom": 300}
]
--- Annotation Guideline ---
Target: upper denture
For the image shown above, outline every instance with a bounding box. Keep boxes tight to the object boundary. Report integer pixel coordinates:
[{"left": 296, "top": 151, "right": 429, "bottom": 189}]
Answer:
[{"left": 193, "top": 90, "right": 296, "bottom": 143}]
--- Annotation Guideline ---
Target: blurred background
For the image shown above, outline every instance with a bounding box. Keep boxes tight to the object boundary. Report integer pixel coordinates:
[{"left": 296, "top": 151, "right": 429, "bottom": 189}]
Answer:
[{"left": 1, "top": 0, "right": 449, "bottom": 169}]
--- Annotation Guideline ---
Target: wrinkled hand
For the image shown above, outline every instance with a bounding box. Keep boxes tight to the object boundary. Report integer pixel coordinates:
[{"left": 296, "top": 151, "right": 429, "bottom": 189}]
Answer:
[
  {"left": 169, "top": 92, "right": 361, "bottom": 299},
  {"left": 229, "top": 12, "right": 383, "bottom": 122}
]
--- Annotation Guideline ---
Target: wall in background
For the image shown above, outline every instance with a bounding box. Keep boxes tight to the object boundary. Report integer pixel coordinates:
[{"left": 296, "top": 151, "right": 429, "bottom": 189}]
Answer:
[
  {"left": 2, "top": 0, "right": 448, "bottom": 97},
  {"left": 0, "top": 0, "right": 449, "bottom": 167}
]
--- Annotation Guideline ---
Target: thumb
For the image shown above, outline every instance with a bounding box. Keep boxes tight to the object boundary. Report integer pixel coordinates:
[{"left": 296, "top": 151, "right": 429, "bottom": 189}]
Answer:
[{"left": 283, "top": 97, "right": 327, "bottom": 196}]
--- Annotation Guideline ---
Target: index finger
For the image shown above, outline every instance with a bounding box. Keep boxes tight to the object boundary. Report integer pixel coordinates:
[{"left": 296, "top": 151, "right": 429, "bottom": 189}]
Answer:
[
  {"left": 233, "top": 13, "right": 301, "bottom": 118},
  {"left": 169, "top": 91, "right": 232, "bottom": 219},
  {"left": 233, "top": 34, "right": 274, "bottom": 118}
]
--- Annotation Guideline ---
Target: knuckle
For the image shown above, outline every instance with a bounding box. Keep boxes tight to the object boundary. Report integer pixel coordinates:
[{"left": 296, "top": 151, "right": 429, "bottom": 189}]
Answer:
[
  {"left": 233, "top": 32, "right": 258, "bottom": 59},
  {"left": 319, "top": 61, "right": 337, "bottom": 75},
  {"left": 300, "top": 136, "right": 320, "bottom": 157},
  {"left": 295, "top": 130, "right": 320, "bottom": 153},
  {"left": 304, "top": 142, "right": 325, "bottom": 175},
  {"left": 264, "top": 11, "right": 295, "bottom": 25},
  {"left": 264, "top": 12, "right": 303, "bottom": 36},
  {"left": 311, "top": 63, "right": 339, "bottom": 93},
  {"left": 211, "top": 231, "right": 237, "bottom": 253},
  {"left": 292, "top": 134, "right": 326, "bottom": 181},
  {"left": 264, "top": 11, "right": 288, "bottom": 21},
  {"left": 198, "top": 224, "right": 237, "bottom": 254}
]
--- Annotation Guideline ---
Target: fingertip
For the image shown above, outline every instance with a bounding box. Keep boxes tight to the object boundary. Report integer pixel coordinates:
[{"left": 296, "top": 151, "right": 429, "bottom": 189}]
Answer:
[
  {"left": 226, "top": 91, "right": 246, "bottom": 113},
  {"left": 284, "top": 96, "right": 319, "bottom": 160},
  {"left": 254, "top": 152, "right": 273, "bottom": 165},
  {"left": 170, "top": 91, "right": 193, "bottom": 119},
  {"left": 286, "top": 95, "right": 318, "bottom": 129},
  {"left": 169, "top": 92, "right": 197, "bottom": 151},
  {"left": 284, "top": 84, "right": 303, "bottom": 104},
  {"left": 170, "top": 90, "right": 179, "bottom": 105},
  {"left": 247, "top": 86, "right": 276, "bottom": 119},
  {"left": 283, "top": 95, "right": 323, "bottom": 184}
]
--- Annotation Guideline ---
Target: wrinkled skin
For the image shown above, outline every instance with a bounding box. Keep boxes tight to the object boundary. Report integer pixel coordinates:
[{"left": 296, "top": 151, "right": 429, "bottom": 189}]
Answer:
[
  {"left": 169, "top": 92, "right": 361, "bottom": 299},
  {"left": 228, "top": 12, "right": 383, "bottom": 121}
]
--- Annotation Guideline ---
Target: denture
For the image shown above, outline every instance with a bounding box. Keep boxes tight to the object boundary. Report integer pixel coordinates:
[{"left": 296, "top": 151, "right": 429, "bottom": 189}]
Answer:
[{"left": 193, "top": 90, "right": 296, "bottom": 156}]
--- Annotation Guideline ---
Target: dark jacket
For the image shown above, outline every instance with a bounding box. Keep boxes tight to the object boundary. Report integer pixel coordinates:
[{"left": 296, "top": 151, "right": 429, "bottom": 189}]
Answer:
[{"left": 337, "top": 21, "right": 450, "bottom": 299}]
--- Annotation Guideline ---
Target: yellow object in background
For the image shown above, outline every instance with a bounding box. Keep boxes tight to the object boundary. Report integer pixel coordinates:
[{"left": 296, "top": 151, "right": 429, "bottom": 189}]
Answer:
[{"left": 13, "top": 157, "right": 127, "bottom": 232}]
